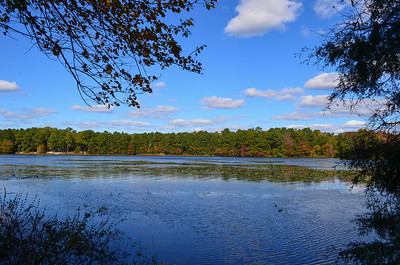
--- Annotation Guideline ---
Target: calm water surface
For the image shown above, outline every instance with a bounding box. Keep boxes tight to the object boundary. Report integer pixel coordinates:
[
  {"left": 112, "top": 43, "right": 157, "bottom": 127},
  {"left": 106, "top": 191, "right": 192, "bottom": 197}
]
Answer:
[{"left": 0, "top": 155, "right": 367, "bottom": 264}]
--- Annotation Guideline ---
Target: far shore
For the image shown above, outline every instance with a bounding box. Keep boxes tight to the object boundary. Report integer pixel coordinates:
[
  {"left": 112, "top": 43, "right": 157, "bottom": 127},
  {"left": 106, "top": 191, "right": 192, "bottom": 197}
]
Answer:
[{"left": 2, "top": 151, "right": 333, "bottom": 159}]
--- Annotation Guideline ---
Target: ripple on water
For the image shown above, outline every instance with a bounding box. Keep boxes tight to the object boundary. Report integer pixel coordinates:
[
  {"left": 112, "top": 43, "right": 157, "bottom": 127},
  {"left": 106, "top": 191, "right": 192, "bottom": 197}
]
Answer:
[{"left": 0, "top": 156, "right": 367, "bottom": 264}]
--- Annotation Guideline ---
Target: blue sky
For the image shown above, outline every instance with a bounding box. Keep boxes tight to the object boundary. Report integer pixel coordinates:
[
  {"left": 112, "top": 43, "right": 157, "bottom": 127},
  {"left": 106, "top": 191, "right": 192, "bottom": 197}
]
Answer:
[{"left": 0, "top": 0, "right": 370, "bottom": 134}]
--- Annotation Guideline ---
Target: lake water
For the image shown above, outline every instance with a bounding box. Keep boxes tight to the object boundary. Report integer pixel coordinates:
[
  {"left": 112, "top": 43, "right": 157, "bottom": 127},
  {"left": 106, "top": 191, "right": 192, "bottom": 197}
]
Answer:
[{"left": 0, "top": 155, "right": 368, "bottom": 264}]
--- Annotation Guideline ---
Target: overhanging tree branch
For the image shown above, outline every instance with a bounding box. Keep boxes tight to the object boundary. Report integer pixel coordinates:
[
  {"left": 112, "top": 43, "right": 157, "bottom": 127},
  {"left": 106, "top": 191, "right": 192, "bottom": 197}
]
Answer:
[
  {"left": 306, "top": 0, "right": 400, "bottom": 131},
  {"left": 0, "top": 0, "right": 218, "bottom": 107}
]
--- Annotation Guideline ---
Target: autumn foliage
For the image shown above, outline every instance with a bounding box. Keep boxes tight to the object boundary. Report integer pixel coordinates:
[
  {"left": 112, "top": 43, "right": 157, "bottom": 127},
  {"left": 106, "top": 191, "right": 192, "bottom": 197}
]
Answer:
[{"left": 0, "top": 126, "right": 372, "bottom": 158}]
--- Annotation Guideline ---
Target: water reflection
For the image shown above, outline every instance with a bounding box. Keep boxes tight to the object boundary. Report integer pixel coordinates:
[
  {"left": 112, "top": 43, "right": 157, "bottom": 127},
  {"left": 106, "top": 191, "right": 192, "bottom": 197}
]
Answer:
[
  {"left": 339, "top": 134, "right": 400, "bottom": 264},
  {"left": 0, "top": 157, "right": 355, "bottom": 183},
  {"left": 0, "top": 156, "right": 367, "bottom": 264},
  {"left": 340, "top": 188, "right": 400, "bottom": 264}
]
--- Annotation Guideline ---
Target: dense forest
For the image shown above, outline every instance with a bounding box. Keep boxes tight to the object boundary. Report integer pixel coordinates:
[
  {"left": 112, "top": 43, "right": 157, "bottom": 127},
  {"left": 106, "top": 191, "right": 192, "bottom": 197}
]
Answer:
[{"left": 0, "top": 127, "right": 379, "bottom": 158}]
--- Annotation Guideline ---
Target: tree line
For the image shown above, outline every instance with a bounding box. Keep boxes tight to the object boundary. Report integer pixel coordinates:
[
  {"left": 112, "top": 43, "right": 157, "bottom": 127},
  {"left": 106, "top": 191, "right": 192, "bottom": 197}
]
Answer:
[{"left": 0, "top": 126, "right": 378, "bottom": 158}]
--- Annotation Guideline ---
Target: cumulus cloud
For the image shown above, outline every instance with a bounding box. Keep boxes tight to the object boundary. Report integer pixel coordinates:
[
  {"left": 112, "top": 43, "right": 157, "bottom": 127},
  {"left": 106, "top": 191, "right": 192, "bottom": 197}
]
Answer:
[
  {"left": 210, "top": 125, "right": 248, "bottom": 132},
  {"left": 64, "top": 121, "right": 100, "bottom": 129},
  {"left": 125, "top": 105, "right": 180, "bottom": 119},
  {"left": 297, "top": 95, "right": 329, "bottom": 108},
  {"left": 324, "top": 98, "right": 385, "bottom": 117},
  {"left": 314, "top": 0, "right": 349, "bottom": 19},
  {"left": 0, "top": 123, "right": 15, "bottom": 128},
  {"left": 304, "top": 72, "right": 339, "bottom": 90},
  {"left": 0, "top": 108, "right": 57, "bottom": 120},
  {"left": 286, "top": 119, "right": 367, "bottom": 133},
  {"left": 342, "top": 120, "right": 367, "bottom": 128},
  {"left": 107, "top": 120, "right": 151, "bottom": 127},
  {"left": 168, "top": 117, "right": 228, "bottom": 128},
  {"left": 272, "top": 97, "right": 381, "bottom": 122},
  {"left": 152, "top": 82, "right": 166, "bottom": 88},
  {"left": 287, "top": 122, "right": 364, "bottom": 133},
  {"left": 232, "top": 115, "right": 251, "bottom": 120},
  {"left": 165, "top": 124, "right": 246, "bottom": 133},
  {"left": 31, "top": 108, "right": 57, "bottom": 116},
  {"left": 200, "top": 96, "right": 244, "bottom": 110},
  {"left": 271, "top": 111, "right": 317, "bottom": 121},
  {"left": 65, "top": 120, "right": 152, "bottom": 129},
  {"left": 244, "top": 87, "right": 303, "bottom": 101},
  {"left": 287, "top": 123, "right": 336, "bottom": 131},
  {"left": 169, "top": 119, "right": 213, "bottom": 127},
  {"left": 0, "top": 80, "right": 20, "bottom": 92},
  {"left": 309, "top": 123, "right": 336, "bottom": 131},
  {"left": 244, "top": 88, "right": 277, "bottom": 98},
  {"left": 71, "top": 105, "right": 113, "bottom": 113},
  {"left": 333, "top": 128, "right": 345, "bottom": 134},
  {"left": 276, "top": 88, "right": 304, "bottom": 101},
  {"left": 286, "top": 124, "right": 306, "bottom": 129},
  {"left": 225, "top": 0, "right": 302, "bottom": 37}
]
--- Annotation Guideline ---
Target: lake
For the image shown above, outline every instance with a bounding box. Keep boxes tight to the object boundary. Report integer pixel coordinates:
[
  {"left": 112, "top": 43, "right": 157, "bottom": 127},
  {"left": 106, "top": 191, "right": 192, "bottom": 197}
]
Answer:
[{"left": 0, "top": 155, "right": 368, "bottom": 264}]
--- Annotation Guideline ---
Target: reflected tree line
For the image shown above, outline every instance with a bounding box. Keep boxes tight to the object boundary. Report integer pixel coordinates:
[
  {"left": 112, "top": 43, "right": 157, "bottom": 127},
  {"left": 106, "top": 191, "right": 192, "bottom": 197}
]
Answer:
[
  {"left": 339, "top": 132, "right": 400, "bottom": 264},
  {"left": 0, "top": 126, "right": 375, "bottom": 158}
]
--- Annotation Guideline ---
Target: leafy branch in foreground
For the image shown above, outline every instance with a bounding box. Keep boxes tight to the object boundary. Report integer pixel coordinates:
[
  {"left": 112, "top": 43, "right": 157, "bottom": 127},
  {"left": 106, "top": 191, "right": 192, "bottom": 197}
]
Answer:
[
  {"left": 0, "top": 191, "right": 160, "bottom": 264},
  {"left": 306, "top": 0, "right": 400, "bottom": 131},
  {"left": 0, "top": 0, "right": 217, "bottom": 107}
]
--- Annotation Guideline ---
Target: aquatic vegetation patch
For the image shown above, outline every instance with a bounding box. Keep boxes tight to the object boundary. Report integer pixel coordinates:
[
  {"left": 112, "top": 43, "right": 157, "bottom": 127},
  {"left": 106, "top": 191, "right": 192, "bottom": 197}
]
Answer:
[{"left": 0, "top": 160, "right": 355, "bottom": 183}]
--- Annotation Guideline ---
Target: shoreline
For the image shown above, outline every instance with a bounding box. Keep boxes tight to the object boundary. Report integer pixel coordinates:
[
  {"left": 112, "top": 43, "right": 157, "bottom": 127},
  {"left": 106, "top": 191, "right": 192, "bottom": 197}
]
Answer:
[{"left": 3, "top": 152, "right": 333, "bottom": 159}]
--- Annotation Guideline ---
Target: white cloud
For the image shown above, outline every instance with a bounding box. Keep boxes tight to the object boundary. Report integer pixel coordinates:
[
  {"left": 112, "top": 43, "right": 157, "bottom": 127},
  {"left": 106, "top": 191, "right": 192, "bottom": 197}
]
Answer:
[
  {"left": 304, "top": 72, "right": 339, "bottom": 90},
  {"left": 286, "top": 120, "right": 365, "bottom": 133},
  {"left": 213, "top": 117, "right": 229, "bottom": 123},
  {"left": 169, "top": 119, "right": 213, "bottom": 127},
  {"left": 32, "top": 108, "right": 57, "bottom": 116},
  {"left": 152, "top": 82, "right": 166, "bottom": 88},
  {"left": 244, "top": 87, "right": 303, "bottom": 101},
  {"left": 225, "top": 0, "right": 302, "bottom": 37},
  {"left": 287, "top": 123, "right": 336, "bottom": 131},
  {"left": 324, "top": 98, "right": 384, "bottom": 117},
  {"left": 71, "top": 105, "right": 113, "bottom": 113},
  {"left": 0, "top": 108, "right": 57, "bottom": 120},
  {"left": 168, "top": 117, "right": 228, "bottom": 128},
  {"left": 272, "top": 98, "right": 381, "bottom": 122},
  {"left": 314, "top": 0, "right": 349, "bottom": 19},
  {"left": 64, "top": 121, "right": 100, "bottom": 129},
  {"left": 107, "top": 120, "right": 152, "bottom": 127},
  {"left": 333, "top": 128, "right": 345, "bottom": 134},
  {"left": 0, "top": 122, "right": 16, "bottom": 128},
  {"left": 309, "top": 123, "right": 336, "bottom": 131},
  {"left": 287, "top": 124, "right": 307, "bottom": 129},
  {"left": 271, "top": 111, "right": 317, "bottom": 121},
  {"left": 159, "top": 125, "right": 176, "bottom": 130},
  {"left": 200, "top": 96, "right": 244, "bottom": 110},
  {"left": 125, "top": 105, "right": 180, "bottom": 119},
  {"left": 209, "top": 124, "right": 247, "bottom": 132},
  {"left": 244, "top": 88, "right": 277, "bottom": 98},
  {"left": 65, "top": 120, "right": 152, "bottom": 129},
  {"left": 232, "top": 115, "right": 251, "bottom": 120},
  {"left": 342, "top": 120, "right": 367, "bottom": 128},
  {"left": 297, "top": 95, "right": 329, "bottom": 108},
  {"left": 0, "top": 80, "right": 20, "bottom": 92},
  {"left": 275, "top": 87, "right": 304, "bottom": 101}
]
